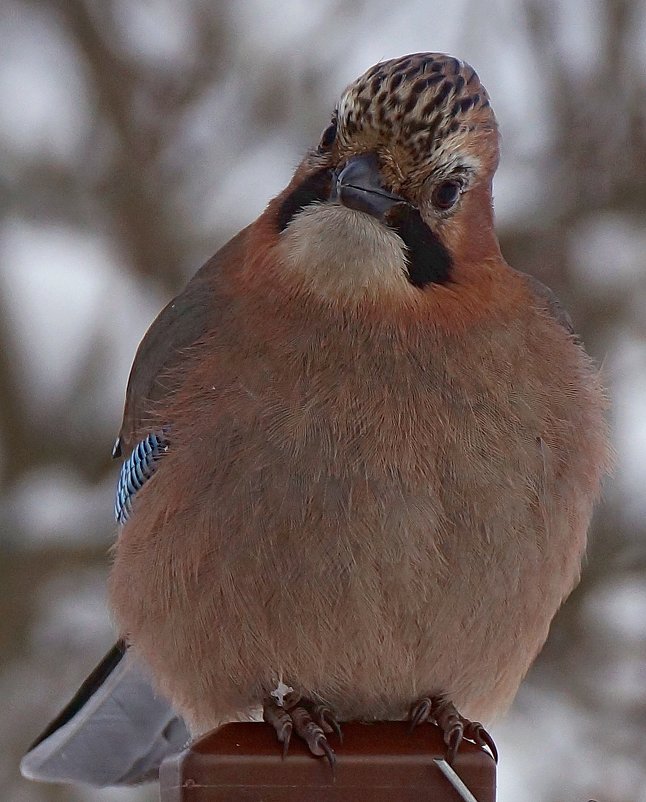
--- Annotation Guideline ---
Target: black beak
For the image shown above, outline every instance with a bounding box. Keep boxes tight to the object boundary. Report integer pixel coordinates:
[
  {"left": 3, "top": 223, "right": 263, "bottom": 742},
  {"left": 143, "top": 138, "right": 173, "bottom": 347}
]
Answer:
[{"left": 330, "top": 153, "right": 406, "bottom": 219}]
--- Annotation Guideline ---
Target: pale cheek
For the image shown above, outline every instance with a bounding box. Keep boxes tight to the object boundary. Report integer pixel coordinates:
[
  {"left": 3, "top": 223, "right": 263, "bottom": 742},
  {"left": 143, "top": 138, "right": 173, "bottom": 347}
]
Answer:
[{"left": 277, "top": 204, "right": 414, "bottom": 301}]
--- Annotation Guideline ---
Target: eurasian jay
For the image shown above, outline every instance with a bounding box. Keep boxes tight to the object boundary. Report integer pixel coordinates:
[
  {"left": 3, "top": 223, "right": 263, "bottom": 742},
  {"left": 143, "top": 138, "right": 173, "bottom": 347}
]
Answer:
[{"left": 22, "top": 52, "right": 610, "bottom": 786}]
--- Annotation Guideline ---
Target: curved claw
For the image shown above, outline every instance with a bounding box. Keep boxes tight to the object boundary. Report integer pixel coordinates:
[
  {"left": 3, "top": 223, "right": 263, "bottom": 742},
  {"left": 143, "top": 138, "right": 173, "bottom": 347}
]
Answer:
[
  {"left": 434, "top": 699, "right": 464, "bottom": 765},
  {"left": 444, "top": 724, "right": 464, "bottom": 765},
  {"left": 317, "top": 735, "right": 337, "bottom": 769},
  {"left": 409, "top": 697, "right": 433, "bottom": 732},
  {"left": 318, "top": 706, "right": 343, "bottom": 743},
  {"left": 323, "top": 713, "right": 343, "bottom": 743},
  {"left": 464, "top": 721, "right": 498, "bottom": 763},
  {"left": 263, "top": 700, "right": 293, "bottom": 759}
]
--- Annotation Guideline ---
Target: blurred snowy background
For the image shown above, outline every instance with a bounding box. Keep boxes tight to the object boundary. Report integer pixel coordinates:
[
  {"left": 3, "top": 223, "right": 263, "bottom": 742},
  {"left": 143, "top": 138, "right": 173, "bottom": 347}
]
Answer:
[{"left": 1, "top": 1, "right": 645, "bottom": 800}]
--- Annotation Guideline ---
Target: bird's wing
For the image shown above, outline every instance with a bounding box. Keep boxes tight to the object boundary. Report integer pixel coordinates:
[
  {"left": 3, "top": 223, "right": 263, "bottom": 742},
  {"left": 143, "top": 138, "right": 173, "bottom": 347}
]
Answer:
[
  {"left": 115, "top": 226, "right": 250, "bottom": 456},
  {"left": 22, "top": 228, "right": 250, "bottom": 787},
  {"left": 20, "top": 641, "right": 190, "bottom": 787}
]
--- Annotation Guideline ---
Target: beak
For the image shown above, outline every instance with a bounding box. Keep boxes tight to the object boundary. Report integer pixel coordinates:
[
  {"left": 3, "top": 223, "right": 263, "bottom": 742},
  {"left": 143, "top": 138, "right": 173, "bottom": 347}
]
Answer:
[{"left": 330, "top": 153, "right": 406, "bottom": 218}]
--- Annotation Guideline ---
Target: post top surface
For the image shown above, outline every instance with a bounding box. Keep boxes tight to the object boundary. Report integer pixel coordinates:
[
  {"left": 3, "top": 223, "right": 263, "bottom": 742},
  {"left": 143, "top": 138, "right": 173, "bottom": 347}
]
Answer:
[{"left": 160, "top": 721, "right": 496, "bottom": 801}]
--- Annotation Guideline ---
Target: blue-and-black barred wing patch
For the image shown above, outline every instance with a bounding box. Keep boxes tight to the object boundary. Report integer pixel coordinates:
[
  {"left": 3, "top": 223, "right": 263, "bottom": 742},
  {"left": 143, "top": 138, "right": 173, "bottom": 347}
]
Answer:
[{"left": 114, "top": 431, "right": 169, "bottom": 525}]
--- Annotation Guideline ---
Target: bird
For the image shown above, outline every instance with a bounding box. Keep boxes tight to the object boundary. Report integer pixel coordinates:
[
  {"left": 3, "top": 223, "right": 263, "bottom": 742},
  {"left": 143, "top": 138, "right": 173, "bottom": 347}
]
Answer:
[{"left": 21, "top": 52, "right": 610, "bottom": 786}]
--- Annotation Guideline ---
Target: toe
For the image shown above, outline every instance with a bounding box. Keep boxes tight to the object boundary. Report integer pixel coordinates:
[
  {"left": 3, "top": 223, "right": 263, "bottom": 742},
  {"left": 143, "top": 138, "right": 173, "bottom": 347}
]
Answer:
[
  {"left": 290, "top": 705, "right": 337, "bottom": 763},
  {"left": 263, "top": 699, "right": 293, "bottom": 758},
  {"left": 409, "top": 696, "right": 433, "bottom": 731}
]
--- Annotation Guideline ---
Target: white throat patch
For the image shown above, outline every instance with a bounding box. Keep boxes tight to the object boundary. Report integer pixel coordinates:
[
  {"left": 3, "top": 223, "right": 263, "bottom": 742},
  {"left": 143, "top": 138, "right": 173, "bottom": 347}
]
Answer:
[{"left": 277, "top": 203, "right": 412, "bottom": 302}]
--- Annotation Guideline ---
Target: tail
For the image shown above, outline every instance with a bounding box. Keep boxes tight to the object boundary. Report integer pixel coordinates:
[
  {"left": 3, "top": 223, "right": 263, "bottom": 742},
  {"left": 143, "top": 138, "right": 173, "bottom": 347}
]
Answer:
[{"left": 20, "top": 640, "right": 190, "bottom": 787}]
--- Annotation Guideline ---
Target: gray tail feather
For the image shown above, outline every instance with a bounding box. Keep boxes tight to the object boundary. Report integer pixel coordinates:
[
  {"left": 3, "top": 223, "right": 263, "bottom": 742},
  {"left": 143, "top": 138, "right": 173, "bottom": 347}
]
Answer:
[{"left": 20, "top": 641, "right": 190, "bottom": 787}]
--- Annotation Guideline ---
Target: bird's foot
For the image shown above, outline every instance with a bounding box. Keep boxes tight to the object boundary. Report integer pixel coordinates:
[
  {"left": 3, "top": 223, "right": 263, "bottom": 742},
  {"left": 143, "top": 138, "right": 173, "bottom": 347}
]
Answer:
[
  {"left": 409, "top": 696, "right": 498, "bottom": 764},
  {"left": 263, "top": 693, "right": 341, "bottom": 766}
]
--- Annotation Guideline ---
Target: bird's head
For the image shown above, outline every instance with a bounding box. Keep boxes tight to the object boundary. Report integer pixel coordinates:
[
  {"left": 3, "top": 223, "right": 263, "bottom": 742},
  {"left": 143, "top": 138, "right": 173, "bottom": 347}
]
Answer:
[{"left": 258, "top": 54, "right": 504, "bottom": 316}]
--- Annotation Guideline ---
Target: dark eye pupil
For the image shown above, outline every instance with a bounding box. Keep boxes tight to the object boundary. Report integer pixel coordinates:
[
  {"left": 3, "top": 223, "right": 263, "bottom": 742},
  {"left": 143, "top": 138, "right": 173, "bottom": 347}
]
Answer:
[
  {"left": 432, "top": 180, "right": 461, "bottom": 210},
  {"left": 318, "top": 120, "right": 337, "bottom": 152}
]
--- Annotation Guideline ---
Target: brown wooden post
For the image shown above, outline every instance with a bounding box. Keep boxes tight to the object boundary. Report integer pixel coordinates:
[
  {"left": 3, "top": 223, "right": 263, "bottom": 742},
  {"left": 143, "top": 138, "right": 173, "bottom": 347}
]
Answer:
[{"left": 159, "top": 721, "right": 496, "bottom": 801}]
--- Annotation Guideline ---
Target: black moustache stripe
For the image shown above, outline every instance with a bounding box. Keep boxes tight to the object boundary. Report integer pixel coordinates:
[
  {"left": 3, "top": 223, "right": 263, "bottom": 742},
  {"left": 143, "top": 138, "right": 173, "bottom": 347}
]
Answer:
[
  {"left": 386, "top": 205, "right": 453, "bottom": 288},
  {"left": 276, "top": 168, "right": 333, "bottom": 232}
]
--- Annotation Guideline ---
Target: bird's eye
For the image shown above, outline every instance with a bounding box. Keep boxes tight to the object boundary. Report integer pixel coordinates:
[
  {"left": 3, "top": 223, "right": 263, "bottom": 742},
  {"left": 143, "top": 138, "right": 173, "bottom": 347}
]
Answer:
[
  {"left": 318, "top": 120, "right": 338, "bottom": 153},
  {"left": 431, "top": 180, "right": 462, "bottom": 211}
]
